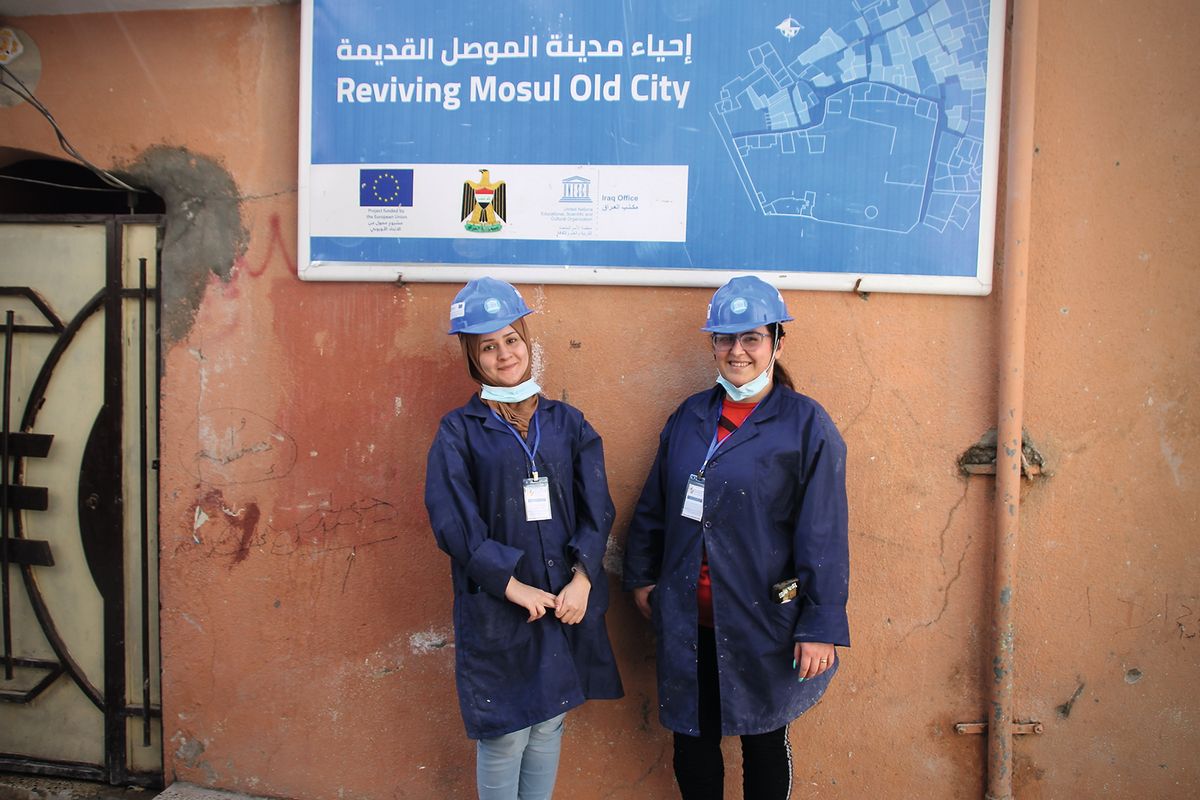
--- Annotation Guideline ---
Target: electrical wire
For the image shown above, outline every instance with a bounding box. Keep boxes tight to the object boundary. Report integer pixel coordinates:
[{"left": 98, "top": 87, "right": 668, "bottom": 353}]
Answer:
[
  {"left": 0, "top": 62, "right": 143, "bottom": 193},
  {"left": 0, "top": 173, "right": 129, "bottom": 192}
]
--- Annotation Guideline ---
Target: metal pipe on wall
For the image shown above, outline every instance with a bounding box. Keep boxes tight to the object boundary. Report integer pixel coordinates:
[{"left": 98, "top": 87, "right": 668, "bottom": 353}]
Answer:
[{"left": 988, "top": 0, "right": 1040, "bottom": 797}]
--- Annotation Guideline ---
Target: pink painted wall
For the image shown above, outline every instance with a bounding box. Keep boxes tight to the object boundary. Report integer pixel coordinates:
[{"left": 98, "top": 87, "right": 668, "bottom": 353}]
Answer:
[{"left": 2, "top": 3, "right": 1196, "bottom": 797}]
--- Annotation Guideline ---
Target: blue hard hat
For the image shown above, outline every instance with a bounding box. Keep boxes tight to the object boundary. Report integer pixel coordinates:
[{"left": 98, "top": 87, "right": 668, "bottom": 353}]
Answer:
[
  {"left": 701, "top": 276, "right": 793, "bottom": 333},
  {"left": 447, "top": 277, "right": 533, "bottom": 335}
]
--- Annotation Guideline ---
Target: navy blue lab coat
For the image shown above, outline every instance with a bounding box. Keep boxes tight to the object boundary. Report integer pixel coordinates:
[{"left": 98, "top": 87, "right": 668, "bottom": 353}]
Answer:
[
  {"left": 425, "top": 394, "right": 623, "bottom": 739},
  {"left": 623, "top": 385, "right": 849, "bottom": 736}
]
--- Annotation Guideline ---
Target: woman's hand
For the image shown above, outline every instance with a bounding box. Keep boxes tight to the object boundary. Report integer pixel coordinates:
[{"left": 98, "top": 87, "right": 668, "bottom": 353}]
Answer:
[
  {"left": 794, "top": 641, "right": 836, "bottom": 681},
  {"left": 632, "top": 584, "right": 656, "bottom": 620},
  {"left": 505, "top": 577, "right": 558, "bottom": 622},
  {"left": 555, "top": 569, "right": 591, "bottom": 625}
]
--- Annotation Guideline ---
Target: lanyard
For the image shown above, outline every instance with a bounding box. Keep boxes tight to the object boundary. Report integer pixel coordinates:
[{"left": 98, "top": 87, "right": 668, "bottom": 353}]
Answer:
[
  {"left": 491, "top": 409, "right": 542, "bottom": 478},
  {"left": 697, "top": 430, "right": 723, "bottom": 478}
]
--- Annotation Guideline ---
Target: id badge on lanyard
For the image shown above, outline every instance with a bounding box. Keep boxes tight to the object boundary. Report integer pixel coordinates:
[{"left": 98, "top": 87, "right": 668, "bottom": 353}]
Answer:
[
  {"left": 680, "top": 474, "right": 705, "bottom": 521},
  {"left": 682, "top": 427, "right": 725, "bottom": 521},
  {"left": 523, "top": 476, "right": 552, "bottom": 521},
  {"left": 492, "top": 409, "right": 553, "bottom": 523}
]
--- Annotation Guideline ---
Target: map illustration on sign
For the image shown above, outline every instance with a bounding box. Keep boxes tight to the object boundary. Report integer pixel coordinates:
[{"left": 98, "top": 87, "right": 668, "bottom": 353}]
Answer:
[
  {"left": 714, "top": 4, "right": 989, "bottom": 238},
  {"left": 300, "top": 0, "right": 1004, "bottom": 293}
]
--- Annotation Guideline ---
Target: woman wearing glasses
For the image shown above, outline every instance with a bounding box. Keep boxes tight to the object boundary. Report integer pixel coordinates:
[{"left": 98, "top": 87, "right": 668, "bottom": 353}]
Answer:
[
  {"left": 425, "top": 278, "right": 623, "bottom": 800},
  {"left": 623, "top": 276, "right": 849, "bottom": 800}
]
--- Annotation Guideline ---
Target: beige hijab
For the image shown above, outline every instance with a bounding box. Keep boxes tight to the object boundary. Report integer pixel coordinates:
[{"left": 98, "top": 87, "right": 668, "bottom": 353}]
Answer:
[{"left": 458, "top": 316, "right": 539, "bottom": 436}]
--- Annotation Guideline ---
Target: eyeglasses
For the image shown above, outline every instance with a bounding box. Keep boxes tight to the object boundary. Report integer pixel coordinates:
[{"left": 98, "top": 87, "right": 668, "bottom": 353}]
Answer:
[{"left": 711, "top": 331, "right": 771, "bottom": 351}]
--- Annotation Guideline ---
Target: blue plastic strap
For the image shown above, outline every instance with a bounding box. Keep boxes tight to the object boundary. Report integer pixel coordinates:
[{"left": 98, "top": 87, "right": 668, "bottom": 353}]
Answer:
[{"left": 490, "top": 409, "right": 542, "bottom": 477}]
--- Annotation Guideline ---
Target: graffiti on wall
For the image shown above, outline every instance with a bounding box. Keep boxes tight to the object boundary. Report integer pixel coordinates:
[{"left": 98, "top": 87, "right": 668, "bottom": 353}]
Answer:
[
  {"left": 186, "top": 486, "right": 399, "bottom": 570},
  {"left": 180, "top": 405, "right": 401, "bottom": 574},
  {"left": 182, "top": 407, "right": 298, "bottom": 485},
  {"left": 236, "top": 212, "right": 294, "bottom": 279}
]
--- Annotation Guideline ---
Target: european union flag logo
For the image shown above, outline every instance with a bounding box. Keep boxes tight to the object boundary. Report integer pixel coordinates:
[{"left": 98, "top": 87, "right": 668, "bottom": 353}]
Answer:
[{"left": 360, "top": 169, "right": 414, "bottom": 207}]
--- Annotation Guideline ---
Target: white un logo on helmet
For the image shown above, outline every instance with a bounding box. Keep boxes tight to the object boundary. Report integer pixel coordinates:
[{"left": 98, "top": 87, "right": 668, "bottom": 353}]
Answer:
[
  {"left": 484, "top": 298, "right": 502, "bottom": 314},
  {"left": 731, "top": 298, "right": 748, "bottom": 314}
]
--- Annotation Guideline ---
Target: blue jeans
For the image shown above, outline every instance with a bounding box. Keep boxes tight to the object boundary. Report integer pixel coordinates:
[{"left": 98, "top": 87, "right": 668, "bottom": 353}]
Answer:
[{"left": 476, "top": 713, "right": 566, "bottom": 800}]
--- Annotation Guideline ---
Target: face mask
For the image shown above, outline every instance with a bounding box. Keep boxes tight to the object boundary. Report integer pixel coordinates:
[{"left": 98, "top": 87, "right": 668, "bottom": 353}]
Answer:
[
  {"left": 716, "top": 368, "right": 771, "bottom": 401},
  {"left": 715, "top": 336, "right": 778, "bottom": 401},
  {"left": 480, "top": 377, "right": 541, "bottom": 403}
]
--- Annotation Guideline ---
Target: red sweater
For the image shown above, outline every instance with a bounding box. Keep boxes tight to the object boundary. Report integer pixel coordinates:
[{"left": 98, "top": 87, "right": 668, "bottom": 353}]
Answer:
[{"left": 697, "top": 398, "right": 757, "bottom": 627}]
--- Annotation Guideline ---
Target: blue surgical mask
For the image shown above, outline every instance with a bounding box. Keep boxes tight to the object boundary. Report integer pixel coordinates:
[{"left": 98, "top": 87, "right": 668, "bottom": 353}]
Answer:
[
  {"left": 716, "top": 368, "right": 772, "bottom": 401},
  {"left": 480, "top": 377, "right": 541, "bottom": 403}
]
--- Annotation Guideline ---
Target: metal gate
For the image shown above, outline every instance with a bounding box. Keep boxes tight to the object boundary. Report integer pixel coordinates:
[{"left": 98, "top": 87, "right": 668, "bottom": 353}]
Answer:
[{"left": 0, "top": 215, "right": 162, "bottom": 785}]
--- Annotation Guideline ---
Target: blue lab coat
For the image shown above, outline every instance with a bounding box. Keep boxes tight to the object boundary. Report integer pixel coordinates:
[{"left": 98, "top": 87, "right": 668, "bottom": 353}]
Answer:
[
  {"left": 623, "top": 385, "right": 849, "bottom": 736},
  {"left": 425, "top": 394, "right": 623, "bottom": 739}
]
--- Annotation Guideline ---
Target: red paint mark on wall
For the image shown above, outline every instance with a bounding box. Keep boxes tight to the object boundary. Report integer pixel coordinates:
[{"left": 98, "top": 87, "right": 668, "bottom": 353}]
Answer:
[
  {"left": 190, "top": 487, "right": 262, "bottom": 567},
  {"left": 235, "top": 213, "right": 295, "bottom": 278},
  {"left": 185, "top": 486, "right": 400, "bottom": 569},
  {"left": 231, "top": 502, "right": 262, "bottom": 565},
  {"left": 191, "top": 214, "right": 298, "bottom": 343}
]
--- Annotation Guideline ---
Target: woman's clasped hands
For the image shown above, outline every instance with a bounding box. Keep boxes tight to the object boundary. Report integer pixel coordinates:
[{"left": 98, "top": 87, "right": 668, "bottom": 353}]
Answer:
[{"left": 504, "top": 570, "right": 591, "bottom": 624}]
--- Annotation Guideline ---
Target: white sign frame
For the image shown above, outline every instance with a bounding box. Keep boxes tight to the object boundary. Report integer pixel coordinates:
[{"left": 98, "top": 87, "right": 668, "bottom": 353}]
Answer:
[{"left": 299, "top": 0, "right": 1006, "bottom": 295}]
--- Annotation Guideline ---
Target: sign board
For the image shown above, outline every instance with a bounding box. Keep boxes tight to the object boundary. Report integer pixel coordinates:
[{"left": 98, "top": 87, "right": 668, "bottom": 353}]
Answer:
[{"left": 299, "top": 0, "right": 1005, "bottom": 294}]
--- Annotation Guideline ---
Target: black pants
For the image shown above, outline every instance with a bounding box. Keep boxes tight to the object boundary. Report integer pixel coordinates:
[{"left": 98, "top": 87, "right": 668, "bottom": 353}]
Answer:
[{"left": 672, "top": 625, "right": 792, "bottom": 799}]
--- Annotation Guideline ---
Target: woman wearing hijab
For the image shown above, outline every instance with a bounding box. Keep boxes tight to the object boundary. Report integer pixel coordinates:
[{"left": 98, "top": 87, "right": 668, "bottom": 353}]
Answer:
[
  {"left": 623, "top": 275, "right": 850, "bottom": 800},
  {"left": 424, "top": 277, "right": 623, "bottom": 800}
]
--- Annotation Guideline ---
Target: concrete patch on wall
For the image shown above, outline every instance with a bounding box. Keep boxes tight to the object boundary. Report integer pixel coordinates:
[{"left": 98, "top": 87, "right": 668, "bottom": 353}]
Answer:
[
  {"left": 409, "top": 627, "right": 454, "bottom": 655},
  {"left": 958, "top": 427, "right": 1049, "bottom": 477},
  {"left": 361, "top": 636, "right": 408, "bottom": 679},
  {"left": 122, "top": 146, "right": 248, "bottom": 346},
  {"left": 171, "top": 731, "right": 218, "bottom": 784},
  {"left": 603, "top": 532, "right": 624, "bottom": 576},
  {"left": 174, "top": 735, "right": 206, "bottom": 767}
]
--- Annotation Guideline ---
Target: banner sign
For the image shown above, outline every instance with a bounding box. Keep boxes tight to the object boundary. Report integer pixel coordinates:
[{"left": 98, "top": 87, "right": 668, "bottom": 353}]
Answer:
[{"left": 299, "top": 1, "right": 1005, "bottom": 294}]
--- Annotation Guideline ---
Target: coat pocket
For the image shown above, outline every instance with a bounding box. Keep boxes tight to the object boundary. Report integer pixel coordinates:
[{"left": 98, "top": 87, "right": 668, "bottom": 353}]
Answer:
[
  {"left": 459, "top": 591, "right": 530, "bottom": 653},
  {"left": 765, "top": 595, "right": 802, "bottom": 650}
]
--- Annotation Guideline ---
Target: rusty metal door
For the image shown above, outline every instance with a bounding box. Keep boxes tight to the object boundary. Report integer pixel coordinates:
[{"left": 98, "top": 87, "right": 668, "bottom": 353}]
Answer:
[{"left": 0, "top": 216, "right": 162, "bottom": 785}]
